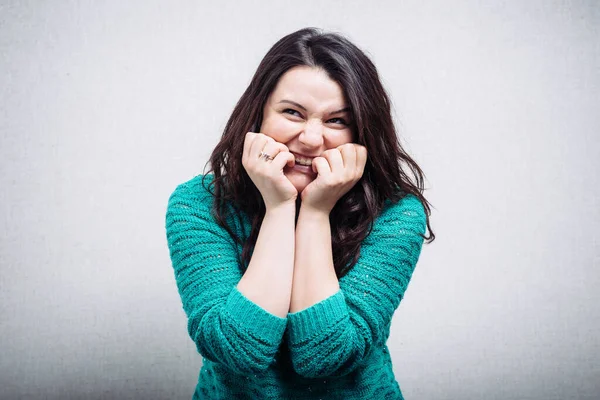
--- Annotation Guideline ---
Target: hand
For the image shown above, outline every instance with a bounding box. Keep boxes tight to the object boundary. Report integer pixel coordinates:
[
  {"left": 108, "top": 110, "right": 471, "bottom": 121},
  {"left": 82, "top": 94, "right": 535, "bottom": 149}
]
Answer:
[
  {"left": 300, "top": 143, "right": 367, "bottom": 214},
  {"left": 242, "top": 132, "right": 297, "bottom": 210}
]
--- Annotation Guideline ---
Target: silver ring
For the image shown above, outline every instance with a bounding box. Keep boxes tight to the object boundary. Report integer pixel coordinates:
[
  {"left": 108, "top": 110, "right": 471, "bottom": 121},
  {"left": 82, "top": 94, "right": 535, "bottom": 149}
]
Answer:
[{"left": 259, "top": 151, "right": 274, "bottom": 161}]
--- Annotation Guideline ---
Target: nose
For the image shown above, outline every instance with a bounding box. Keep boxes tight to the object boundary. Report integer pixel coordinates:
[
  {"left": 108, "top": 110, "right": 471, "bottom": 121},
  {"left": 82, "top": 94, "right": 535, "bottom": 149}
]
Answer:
[{"left": 298, "top": 119, "right": 324, "bottom": 148}]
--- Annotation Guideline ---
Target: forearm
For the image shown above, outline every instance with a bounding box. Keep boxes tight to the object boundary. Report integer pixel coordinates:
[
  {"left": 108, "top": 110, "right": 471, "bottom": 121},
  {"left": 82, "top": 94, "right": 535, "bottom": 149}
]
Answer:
[
  {"left": 237, "top": 203, "right": 296, "bottom": 318},
  {"left": 289, "top": 205, "right": 340, "bottom": 313}
]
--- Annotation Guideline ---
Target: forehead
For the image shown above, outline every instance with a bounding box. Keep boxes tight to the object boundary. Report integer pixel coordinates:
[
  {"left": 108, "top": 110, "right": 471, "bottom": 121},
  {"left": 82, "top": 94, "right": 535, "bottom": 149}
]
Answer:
[{"left": 269, "top": 66, "right": 346, "bottom": 107}]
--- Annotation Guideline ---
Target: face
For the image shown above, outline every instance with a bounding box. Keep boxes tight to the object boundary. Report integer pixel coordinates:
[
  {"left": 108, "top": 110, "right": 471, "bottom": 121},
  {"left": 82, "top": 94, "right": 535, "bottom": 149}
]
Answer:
[{"left": 259, "top": 66, "right": 354, "bottom": 193}]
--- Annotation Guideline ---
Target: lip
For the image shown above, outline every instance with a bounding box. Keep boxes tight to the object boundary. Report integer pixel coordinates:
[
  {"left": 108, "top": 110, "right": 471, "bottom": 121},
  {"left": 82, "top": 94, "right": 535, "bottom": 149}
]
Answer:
[
  {"left": 287, "top": 163, "right": 316, "bottom": 175},
  {"left": 289, "top": 151, "right": 319, "bottom": 159},
  {"left": 285, "top": 151, "right": 317, "bottom": 174},
  {"left": 289, "top": 151, "right": 316, "bottom": 171}
]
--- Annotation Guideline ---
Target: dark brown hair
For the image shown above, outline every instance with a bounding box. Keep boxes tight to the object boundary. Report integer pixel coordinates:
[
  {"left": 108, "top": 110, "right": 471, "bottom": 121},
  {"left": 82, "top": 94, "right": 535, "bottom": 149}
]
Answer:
[{"left": 203, "top": 27, "right": 435, "bottom": 278}]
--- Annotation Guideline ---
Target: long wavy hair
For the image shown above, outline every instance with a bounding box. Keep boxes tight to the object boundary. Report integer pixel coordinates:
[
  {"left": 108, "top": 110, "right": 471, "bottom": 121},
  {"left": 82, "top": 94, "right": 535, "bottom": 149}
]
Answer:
[{"left": 203, "top": 27, "right": 435, "bottom": 278}]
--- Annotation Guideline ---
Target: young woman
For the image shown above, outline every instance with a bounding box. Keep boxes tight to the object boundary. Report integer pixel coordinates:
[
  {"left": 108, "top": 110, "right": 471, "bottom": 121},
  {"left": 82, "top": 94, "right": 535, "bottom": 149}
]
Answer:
[{"left": 166, "top": 27, "right": 435, "bottom": 400}]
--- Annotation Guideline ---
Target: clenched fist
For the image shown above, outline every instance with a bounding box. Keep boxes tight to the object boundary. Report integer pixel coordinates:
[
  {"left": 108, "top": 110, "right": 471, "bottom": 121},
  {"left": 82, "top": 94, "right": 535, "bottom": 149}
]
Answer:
[{"left": 242, "top": 132, "right": 297, "bottom": 210}]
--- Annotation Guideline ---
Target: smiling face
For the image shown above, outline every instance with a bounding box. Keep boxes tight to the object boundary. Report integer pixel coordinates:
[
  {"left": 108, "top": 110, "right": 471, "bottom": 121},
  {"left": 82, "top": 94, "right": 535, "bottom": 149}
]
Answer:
[{"left": 259, "top": 66, "right": 354, "bottom": 193}]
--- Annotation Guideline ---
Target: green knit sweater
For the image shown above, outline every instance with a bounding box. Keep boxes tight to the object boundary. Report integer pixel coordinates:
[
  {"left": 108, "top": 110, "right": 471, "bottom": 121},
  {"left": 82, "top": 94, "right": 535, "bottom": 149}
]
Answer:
[{"left": 165, "top": 174, "right": 427, "bottom": 400}]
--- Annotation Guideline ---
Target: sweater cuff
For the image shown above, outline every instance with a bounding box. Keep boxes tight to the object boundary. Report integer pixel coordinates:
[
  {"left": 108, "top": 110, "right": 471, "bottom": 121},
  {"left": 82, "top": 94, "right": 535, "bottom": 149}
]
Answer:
[
  {"left": 225, "top": 286, "right": 288, "bottom": 343},
  {"left": 286, "top": 290, "right": 348, "bottom": 343}
]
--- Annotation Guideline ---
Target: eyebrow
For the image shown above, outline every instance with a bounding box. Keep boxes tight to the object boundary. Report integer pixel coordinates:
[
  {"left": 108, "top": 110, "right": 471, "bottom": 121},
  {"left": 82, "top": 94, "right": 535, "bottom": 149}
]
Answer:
[{"left": 278, "top": 99, "right": 351, "bottom": 116}]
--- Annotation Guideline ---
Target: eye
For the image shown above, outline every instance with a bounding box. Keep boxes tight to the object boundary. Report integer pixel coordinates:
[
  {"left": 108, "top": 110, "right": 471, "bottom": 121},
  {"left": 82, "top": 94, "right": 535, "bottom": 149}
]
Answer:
[
  {"left": 327, "top": 117, "right": 348, "bottom": 125},
  {"left": 282, "top": 108, "right": 303, "bottom": 118}
]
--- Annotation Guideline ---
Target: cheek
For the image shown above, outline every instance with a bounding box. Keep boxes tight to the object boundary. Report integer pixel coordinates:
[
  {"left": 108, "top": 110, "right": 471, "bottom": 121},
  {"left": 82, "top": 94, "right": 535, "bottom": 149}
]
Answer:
[
  {"left": 328, "top": 129, "right": 354, "bottom": 148},
  {"left": 260, "top": 116, "right": 298, "bottom": 142}
]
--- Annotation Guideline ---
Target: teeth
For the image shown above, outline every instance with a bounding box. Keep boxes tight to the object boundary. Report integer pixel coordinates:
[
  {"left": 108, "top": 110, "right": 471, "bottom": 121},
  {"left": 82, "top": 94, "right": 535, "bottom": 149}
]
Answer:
[{"left": 295, "top": 157, "right": 312, "bottom": 166}]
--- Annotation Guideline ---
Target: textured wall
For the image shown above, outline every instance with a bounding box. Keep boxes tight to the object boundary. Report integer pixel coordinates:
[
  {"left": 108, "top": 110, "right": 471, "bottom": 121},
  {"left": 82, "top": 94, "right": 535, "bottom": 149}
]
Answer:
[{"left": 1, "top": 1, "right": 598, "bottom": 399}]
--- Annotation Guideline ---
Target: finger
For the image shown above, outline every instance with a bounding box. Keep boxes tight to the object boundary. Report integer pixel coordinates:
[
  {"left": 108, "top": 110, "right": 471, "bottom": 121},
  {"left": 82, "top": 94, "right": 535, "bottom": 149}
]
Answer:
[
  {"left": 272, "top": 149, "right": 295, "bottom": 170},
  {"left": 243, "top": 132, "right": 257, "bottom": 164},
  {"left": 322, "top": 149, "right": 344, "bottom": 175},
  {"left": 338, "top": 144, "right": 357, "bottom": 171},
  {"left": 260, "top": 140, "right": 284, "bottom": 164},
  {"left": 249, "top": 134, "right": 270, "bottom": 161},
  {"left": 274, "top": 143, "right": 295, "bottom": 168},
  {"left": 311, "top": 156, "right": 331, "bottom": 176},
  {"left": 355, "top": 145, "right": 368, "bottom": 176}
]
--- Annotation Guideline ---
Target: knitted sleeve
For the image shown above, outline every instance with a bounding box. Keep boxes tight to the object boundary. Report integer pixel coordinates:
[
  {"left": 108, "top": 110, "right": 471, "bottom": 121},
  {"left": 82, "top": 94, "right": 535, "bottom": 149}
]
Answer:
[
  {"left": 165, "top": 177, "right": 288, "bottom": 374},
  {"left": 285, "top": 194, "right": 427, "bottom": 378}
]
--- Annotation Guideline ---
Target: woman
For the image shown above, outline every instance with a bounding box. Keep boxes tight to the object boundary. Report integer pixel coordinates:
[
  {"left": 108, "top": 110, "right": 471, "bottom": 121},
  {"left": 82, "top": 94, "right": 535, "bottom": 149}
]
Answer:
[{"left": 165, "top": 27, "right": 435, "bottom": 400}]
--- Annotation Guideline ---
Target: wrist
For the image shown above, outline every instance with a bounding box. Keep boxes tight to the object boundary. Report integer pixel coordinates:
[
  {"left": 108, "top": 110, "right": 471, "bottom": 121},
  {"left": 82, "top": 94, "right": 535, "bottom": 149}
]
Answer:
[
  {"left": 298, "top": 203, "right": 331, "bottom": 220},
  {"left": 265, "top": 201, "right": 296, "bottom": 215}
]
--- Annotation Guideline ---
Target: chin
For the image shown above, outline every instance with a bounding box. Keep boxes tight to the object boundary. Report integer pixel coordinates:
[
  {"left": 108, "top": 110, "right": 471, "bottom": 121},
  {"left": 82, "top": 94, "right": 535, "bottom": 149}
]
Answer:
[{"left": 285, "top": 171, "right": 314, "bottom": 194}]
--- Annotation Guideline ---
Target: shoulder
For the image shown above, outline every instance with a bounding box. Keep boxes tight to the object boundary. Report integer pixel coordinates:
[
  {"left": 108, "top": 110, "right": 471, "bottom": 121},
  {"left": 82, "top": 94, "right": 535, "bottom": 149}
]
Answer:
[
  {"left": 165, "top": 173, "right": 222, "bottom": 239},
  {"left": 362, "top": 193, "right": 427, "bottom": 262},
  {"left": 165, "top": 174, "right": 217, "bottom": 229},
  {"left": 365, "top": 194, "right": 427, "bottom": 248},
  {"left": 165, "top": 173, "right": 247, "bottom": 236},
  {"left": 167, "top": 174, "right": 215, "bottom": 209},
  {"left": 165, "top": 174, "right": 247, "bottom": 253},
  {"left": 378, "top": 194, "right": 427, "bottom": 228}
]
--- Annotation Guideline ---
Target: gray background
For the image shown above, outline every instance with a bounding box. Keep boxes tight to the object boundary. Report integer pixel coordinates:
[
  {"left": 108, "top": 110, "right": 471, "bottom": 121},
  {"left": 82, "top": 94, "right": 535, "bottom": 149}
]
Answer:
[{"left": 1, "top": 0, "right": 599, "bottom": 399}]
